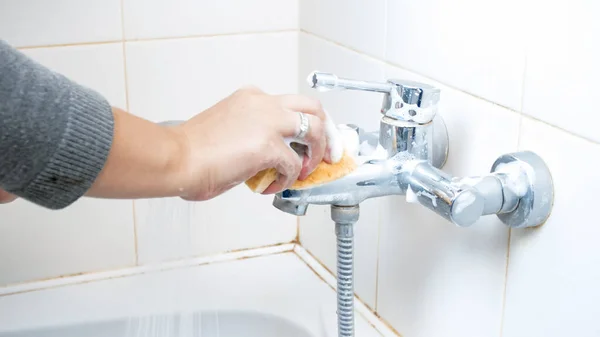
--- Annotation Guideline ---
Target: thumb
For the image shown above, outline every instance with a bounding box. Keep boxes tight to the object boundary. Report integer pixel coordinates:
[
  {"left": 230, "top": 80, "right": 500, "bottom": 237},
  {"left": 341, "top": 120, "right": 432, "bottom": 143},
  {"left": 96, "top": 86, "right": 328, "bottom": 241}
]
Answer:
[{"left": 0, "top": 189, "right": 18, "bottom": 204}]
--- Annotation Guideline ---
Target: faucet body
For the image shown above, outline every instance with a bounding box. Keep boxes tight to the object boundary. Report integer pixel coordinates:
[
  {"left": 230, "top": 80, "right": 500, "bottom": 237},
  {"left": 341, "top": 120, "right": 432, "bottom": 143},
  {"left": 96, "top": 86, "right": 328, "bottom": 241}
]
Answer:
[{"left": 274, "top": 72, "right": 554, "bottom": 229}]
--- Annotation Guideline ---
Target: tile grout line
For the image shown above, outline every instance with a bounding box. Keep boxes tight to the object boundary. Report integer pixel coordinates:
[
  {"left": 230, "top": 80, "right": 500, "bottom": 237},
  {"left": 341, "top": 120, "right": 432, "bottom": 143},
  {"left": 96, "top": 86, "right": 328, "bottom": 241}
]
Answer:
[
  {"left": 0, "top": 243, "right": 296, "bottom": 297},
  {"left": 374, "top": 1, "right": 389, "bottom": 311},
  {"left": 382, "top": 0, "right": 389, "bottom": 65},
  {"left": 120, "top": 0, "right": 138, "bottom": 266},
  {"left": 300, "top": 29, "right": 600, "bottom": 147},
  {"left": 16, "top": 29, "right": 298, "bottom": 51},
  {"left": 295, "top": 216, "right": 301, "bottom": 243},
  {"left": 499, "top": 51, "right": 522, "bottom": 331},
  {"left": 17, "top": 40, "right": 122, "bottom": 50},
  {"left": 498, "top": 229, "right": 512, "bottom": 337},
  {"left": 373, "top": 202, "right": 382, "bottom": 311},
  {"left": 515, "top": 54, "right": 528, "bottom": 151}
]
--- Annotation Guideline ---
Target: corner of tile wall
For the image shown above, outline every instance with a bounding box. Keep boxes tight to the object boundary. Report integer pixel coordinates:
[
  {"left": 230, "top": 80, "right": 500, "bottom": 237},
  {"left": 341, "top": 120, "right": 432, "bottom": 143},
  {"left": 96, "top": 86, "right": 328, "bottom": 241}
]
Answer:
[{"left": 297, "top": 18, "right": 523, "bottom": 337}]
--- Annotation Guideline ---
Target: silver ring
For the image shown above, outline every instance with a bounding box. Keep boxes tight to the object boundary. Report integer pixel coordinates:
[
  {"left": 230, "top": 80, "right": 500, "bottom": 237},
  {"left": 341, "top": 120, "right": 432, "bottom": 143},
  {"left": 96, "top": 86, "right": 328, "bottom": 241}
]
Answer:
[{"left": 296, "top": 112, "right": 310, "bottom": 140}]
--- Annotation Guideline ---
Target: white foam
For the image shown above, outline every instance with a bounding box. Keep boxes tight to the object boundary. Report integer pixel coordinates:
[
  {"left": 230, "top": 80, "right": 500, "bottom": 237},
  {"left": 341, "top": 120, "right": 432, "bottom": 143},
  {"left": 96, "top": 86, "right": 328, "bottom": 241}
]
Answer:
[
  {"left": 406, "top": 185, "right": 418, "bottom": 203},
  {"left": 324, "top": 110, "right": 345, "bottom": 163}
]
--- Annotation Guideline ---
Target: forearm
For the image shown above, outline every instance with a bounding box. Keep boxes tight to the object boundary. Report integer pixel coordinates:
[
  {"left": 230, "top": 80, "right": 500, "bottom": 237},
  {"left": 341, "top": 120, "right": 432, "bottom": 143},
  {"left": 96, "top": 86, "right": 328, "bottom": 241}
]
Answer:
[
  {"left": 86, "top": 108, "right": 188, "bottom": 199},
  {"left": 1, "top": 40, "right": 114, "bottom": 209},
  {"left": 0, "top": 40, "right": 192, "bottom": 208}
]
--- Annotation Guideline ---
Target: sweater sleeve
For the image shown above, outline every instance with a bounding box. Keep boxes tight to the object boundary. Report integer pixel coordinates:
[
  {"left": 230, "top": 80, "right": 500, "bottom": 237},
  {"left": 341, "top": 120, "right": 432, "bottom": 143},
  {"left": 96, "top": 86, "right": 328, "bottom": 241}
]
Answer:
[{"left": 0, "top": 40, "right": 114, "bottom": 210}]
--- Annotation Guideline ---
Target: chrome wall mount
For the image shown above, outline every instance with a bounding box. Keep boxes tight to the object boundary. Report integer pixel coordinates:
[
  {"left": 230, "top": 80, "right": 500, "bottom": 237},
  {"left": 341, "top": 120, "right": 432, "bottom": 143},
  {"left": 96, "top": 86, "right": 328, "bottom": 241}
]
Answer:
[
  {"left": 273, "top": 72, "right": 555, "bottom": 337},
  {"left": 274, "top": 72, "right": 555, "bottom": 229}
]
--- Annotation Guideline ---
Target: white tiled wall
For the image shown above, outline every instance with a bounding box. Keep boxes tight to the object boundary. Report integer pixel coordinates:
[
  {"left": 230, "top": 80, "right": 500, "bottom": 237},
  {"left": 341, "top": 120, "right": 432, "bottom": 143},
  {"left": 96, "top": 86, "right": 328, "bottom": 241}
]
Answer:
[
  {"left": 0, "top": 1, "right": 298, "bottom": 285},
  {"left": 2, "top": 1, "right": 600, "bottom": 336},
  {"left": 123, "top": 0, "right": 298, "bottom": 40},
  {"left": 299, "top": 1, "right": 600, "bottom": 337},
  {"left": 0, "top": 0, "right": 123, "bottom": 48}
]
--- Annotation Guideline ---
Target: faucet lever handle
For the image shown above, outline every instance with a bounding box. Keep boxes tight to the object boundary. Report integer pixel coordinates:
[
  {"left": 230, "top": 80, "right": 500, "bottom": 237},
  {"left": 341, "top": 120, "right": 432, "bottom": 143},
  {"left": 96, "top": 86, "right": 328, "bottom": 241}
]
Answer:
[
  {"left": 308, "top": 71, "right": 441, "bottom": 124},
  {"left": 308, "top": 72, "right": 393, "bottom": 93}
]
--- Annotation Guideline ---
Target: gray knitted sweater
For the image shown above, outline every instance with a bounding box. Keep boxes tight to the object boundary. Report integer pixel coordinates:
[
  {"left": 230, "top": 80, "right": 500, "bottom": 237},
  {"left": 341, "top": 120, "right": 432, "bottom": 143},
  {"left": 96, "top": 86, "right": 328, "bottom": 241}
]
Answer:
[{"left": 0, "top": 40, "right": 114, "bottom": 210}]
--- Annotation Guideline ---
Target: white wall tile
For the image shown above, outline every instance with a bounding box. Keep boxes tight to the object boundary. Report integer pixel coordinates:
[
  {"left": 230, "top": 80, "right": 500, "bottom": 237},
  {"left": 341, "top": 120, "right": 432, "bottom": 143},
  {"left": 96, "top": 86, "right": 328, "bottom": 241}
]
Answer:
[
  {"left": 298, "top": 33, "right": 385, "bottom": 308},
  {"left": 300, "top": 0, "right": 386, "bottom": 58},
  {"left": 135, "top": 187, "right": 297, "bottom": 264},
  {"left": 385, "top": 0, "right": 526, "bottom": 111},
  {"left": 375, "top": 65, "right": 519, "bottom": 337},
  {"left": 502, "top": 118, "right": 600, "bottom": 337},
  {"left": 123, "top": 0, "right": 298, "bottom": 40},
  {"left": 0, "top": 198, "right": 135, "bottom": 286},
  {"left": 125, "top": 32, "right": 297, "bottom": 122},
  {"left": 22, "top": 43, "right": 128, "bottom": 110},
  {"left": 126, "top": 32, "right": 298, "bottom": 263},
  {"left": 522, "top": 1, "right": 600, "bottom": 143},
  {"left": 0, "top": 0, "right": 122, "bottom": 48}
]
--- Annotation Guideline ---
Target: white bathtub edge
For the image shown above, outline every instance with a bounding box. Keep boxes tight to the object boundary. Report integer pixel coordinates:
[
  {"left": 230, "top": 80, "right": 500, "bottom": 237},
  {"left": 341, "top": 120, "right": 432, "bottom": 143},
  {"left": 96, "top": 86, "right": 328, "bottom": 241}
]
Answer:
[
  {"left": 293, "top": 245, "right": 400, "bottom": 337},
  {"left": 0, "top": 243, "right": 296, "bottom": 297}
]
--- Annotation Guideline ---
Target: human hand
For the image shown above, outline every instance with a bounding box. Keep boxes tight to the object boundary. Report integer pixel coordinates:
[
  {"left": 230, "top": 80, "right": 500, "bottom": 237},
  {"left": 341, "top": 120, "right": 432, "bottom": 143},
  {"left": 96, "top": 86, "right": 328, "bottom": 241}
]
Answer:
[
  {"left": 0, "top": 188, "right": 17, "bottom": 204},
  {"left": 173, "top": 87, "right": 329, "bottom": 201}
]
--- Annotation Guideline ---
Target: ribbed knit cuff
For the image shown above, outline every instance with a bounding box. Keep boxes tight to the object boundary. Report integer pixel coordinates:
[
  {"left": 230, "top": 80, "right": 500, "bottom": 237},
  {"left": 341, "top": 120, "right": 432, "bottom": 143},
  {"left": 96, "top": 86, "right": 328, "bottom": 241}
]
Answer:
[{"left": 20, "top": 86, "right": 114, "bottom": 210}]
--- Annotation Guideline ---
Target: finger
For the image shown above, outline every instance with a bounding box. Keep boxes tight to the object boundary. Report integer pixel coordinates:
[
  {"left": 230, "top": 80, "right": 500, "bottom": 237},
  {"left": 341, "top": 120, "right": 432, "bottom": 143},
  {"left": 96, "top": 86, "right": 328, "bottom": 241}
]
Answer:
[
  {"left": 261, "top": 141, "right": 302, "bottom": 194},
  {"left": 278, "top": 95, "right": 325, "bottom": 121}
]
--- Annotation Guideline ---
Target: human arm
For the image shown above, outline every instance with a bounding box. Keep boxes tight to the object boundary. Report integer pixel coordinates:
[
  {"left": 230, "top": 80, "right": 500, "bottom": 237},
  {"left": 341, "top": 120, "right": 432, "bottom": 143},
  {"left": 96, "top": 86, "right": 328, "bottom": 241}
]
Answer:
[{"left": 0, "top": 40, "right": 327, "bottom": 208}]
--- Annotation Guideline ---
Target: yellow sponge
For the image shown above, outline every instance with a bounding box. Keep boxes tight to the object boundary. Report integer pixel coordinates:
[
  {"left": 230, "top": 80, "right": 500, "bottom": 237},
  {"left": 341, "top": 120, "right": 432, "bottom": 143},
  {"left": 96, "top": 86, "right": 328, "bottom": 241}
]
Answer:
[{"left": 245, "top": 151, "right": 357, "bottom": 193}]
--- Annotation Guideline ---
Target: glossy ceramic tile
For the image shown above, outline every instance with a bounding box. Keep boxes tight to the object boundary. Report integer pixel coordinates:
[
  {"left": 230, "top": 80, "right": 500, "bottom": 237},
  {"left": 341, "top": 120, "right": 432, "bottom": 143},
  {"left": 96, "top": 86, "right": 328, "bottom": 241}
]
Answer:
[
  {"left": 135, "top": 186, "right": 297, "bottom": 264},
  {"left": 300, "top": 0, "right": 386, "bottom": 57},
  {"left": 521, "top": 1, "right": 600, "bottom": 143},
  {"left": 126, "top": 33, "right": 298, "bottom": 263},
  {"left": 298, "top": 33, "right": 385, "bottom": 308},
  {"left": 375, "top": 65, "right": 519, "bottom": 337},
  {"left": 502, "top": 118, "right": 600, "bottom": 337},
  {"left": 0, "top": 198, "right": 135, "bottom": 286},
  {"left": 385, "top": 0, "right": 526, "bottom": 111},
  {"left": 123, "top": 0, "right": 298, "bottom": 40},
  {"left": 125, "top": 32, "right": 297, "bottom": 122},
  {"left": 0, "top": 0, "right": 122, "bottom": 47},
  {"left": 22, "top": 43, "right": 127, "bottom": 109},
  {"left": 0, "top": 253, "right": 382, "bottom": 337}
]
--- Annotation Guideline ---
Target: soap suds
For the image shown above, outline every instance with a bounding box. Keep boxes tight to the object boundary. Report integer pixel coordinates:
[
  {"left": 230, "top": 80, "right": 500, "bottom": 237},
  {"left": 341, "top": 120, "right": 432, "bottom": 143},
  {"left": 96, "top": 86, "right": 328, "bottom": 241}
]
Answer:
[
  {"left": 416, "top": 190, "right": 437, "bottom": 207},
  {"left": 406, "top": 185, "right": 418, "bottom": 203},
  {"left": 494, "top": 162, "right": 529, "bottom": 197}
]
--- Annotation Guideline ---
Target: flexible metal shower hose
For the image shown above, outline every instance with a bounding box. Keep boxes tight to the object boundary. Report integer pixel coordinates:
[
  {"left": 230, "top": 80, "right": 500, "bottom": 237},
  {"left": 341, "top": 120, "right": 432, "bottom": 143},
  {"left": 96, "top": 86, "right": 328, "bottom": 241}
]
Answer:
[{"left": 335, "top": 222, "right": 354, "bottom": 337}]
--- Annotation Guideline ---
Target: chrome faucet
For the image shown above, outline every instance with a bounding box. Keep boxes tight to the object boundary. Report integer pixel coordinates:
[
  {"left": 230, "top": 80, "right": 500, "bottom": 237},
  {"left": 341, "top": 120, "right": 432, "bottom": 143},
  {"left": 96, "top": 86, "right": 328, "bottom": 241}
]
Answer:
[
  {"left": 274, "top": 71, "right": 554, "bottom": 229},
  {"left": 272, "top": 72, "right": 555, "bottom": 337}
]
